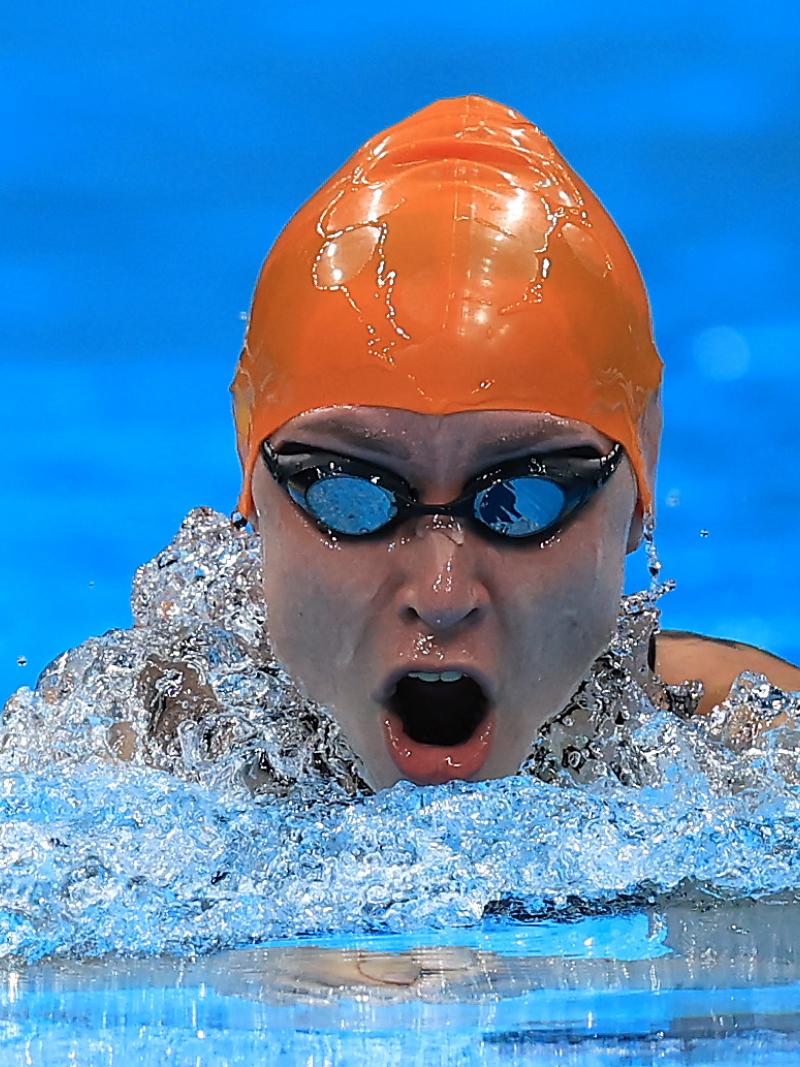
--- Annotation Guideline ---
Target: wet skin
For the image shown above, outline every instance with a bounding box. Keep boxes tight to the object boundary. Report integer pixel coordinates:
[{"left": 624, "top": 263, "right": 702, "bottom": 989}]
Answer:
[
  {"left": 251, "top": 406, "right": 641, "bottom": 793},
  {"left": 123, "top": 406, "right": 800, "bottom": 775}
]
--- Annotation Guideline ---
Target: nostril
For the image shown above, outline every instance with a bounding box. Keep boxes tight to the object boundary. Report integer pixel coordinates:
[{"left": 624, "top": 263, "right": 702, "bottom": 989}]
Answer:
[{"left": 402, "top": 601, "right": 484, "bottom": 630}]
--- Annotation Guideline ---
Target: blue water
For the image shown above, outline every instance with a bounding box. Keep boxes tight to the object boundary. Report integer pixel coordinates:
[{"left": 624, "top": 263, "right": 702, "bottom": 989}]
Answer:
[
  {"left": 3, "top": 3, "right": 800, "bottom": 1064},
  {"left": 4, "top": 900, "right": 800, "bottom": 1064},
  {"left": 2, "top": 1, "right": 800, "bottom": 699}
]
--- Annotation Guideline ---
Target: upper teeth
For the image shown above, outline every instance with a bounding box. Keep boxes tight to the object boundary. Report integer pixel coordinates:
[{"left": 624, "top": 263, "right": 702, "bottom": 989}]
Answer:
[{"left": 407, "top": 671, "right": 464, "bottom": 683}]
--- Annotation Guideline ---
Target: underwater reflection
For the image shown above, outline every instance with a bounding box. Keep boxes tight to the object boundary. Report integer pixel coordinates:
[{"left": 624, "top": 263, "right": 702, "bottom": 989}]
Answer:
[
  {"left": 201, "top": 896, "right": 800, "bottom": 1006},
  {"left": 3, "top": 899, "right": 800, "bottom": 1064}
]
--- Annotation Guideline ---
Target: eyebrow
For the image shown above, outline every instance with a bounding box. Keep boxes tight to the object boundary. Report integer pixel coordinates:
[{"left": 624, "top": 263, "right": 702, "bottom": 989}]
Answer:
[
  {"left": 279, "top": 420, "right": 589, "bottom": 463},
  {"left": 287, "top": 423, "right": 413, "bottom": 459},
  {"left": 475, "top": 427, "right": 585, "bottom": 457}
]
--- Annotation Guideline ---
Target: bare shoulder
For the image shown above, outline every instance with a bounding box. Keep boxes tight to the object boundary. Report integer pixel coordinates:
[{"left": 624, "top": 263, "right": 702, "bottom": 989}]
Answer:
[{"left": 656, "top": 630, "right": 800, "bottom": 714}]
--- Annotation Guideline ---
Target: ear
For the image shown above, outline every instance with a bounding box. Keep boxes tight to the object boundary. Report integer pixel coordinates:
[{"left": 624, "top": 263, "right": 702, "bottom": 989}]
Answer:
[{"left": 250, "top": 458, "right": 271, "bottom": 534}]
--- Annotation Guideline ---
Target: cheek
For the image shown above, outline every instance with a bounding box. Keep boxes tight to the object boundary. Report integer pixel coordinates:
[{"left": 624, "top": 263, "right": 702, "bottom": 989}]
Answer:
[
  {"left": 259, "top": 500, "right": 381, "bottom": 701},
  {"left": 552, "top": 469, "right": 633, "bottom": 629},
  {"left": 498, "top": 497, "right": 629, "bottom": 688}
]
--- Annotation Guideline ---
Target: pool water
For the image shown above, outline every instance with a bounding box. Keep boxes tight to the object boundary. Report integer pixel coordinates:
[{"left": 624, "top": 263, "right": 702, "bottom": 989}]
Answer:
[
  {"left": 2, "top": 507, "right": 800, "bottom": 1063},
  {"left": 3, "top": 903, "right": 800, "bottom": 1065}
]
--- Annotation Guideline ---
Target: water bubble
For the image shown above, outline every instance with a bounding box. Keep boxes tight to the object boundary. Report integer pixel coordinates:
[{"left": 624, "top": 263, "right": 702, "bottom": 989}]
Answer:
[
  {"left": 2, "top": 508, "right": 799, "bottom": 963},
  {"left": 641, "top": 514, "right": 663, "bottom": 586}
]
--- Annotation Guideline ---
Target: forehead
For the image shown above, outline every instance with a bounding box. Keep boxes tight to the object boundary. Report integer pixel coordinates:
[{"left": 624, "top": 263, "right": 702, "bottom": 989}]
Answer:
[{"left": 270, "top": 406, "right": 611, "bottom": 459}]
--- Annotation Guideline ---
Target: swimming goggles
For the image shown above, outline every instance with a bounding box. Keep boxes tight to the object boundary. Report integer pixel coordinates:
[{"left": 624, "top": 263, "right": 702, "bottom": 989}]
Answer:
[{"left": 260, "top": 439, "right": 623, "bottom": 543}]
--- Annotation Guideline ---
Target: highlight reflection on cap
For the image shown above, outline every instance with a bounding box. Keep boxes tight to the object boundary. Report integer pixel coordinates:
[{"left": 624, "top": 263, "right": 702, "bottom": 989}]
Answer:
[{"left": 232, "top": 95, "right": 662, "bottom": 520}]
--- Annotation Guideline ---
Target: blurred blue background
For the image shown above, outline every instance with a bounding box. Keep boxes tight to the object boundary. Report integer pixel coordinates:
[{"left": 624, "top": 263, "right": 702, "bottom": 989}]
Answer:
[{"left": 2, "top": 1, "right": 798, "bottom": 700}]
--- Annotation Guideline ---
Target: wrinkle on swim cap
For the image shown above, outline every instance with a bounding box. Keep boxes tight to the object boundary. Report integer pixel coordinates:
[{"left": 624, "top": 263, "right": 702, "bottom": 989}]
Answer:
[{"left": 232, "top": 94, "right": 662, "bottom": 520}]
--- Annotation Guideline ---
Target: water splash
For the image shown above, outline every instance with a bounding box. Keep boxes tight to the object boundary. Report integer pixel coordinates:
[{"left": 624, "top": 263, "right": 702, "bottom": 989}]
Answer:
[{"left": 1, "top": 508, "right": 799, "bottom": 963}]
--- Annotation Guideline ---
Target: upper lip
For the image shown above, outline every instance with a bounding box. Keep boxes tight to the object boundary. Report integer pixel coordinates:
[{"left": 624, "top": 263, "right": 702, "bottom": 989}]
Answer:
[{"left": 375, "top": 663, "right": 497, "bottom": 705}]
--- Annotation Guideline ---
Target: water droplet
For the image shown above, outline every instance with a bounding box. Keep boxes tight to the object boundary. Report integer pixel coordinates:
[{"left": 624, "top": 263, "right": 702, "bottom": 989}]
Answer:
[
  {"left": 414, "top": 634, "right": 435, "bottom": 657},
  {"left": 642, "top": 513, "right": 664, "bottom": 588}
]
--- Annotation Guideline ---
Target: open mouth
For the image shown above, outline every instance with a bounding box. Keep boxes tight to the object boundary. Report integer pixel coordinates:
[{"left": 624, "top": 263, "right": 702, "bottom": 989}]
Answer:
[
  {"left": 381, "top": 670, "right": 495, "bottom": 785},
  {"left": 388, "top": 673, "right": 489, "bottom": 746}
]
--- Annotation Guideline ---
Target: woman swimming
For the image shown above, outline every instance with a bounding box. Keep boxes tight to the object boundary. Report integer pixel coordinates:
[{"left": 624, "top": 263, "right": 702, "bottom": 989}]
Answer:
[
  {"left": 228, "top": 94, "right": 799, "bottom": 791},
  {"left": 5, "top": 95, "right": 799, "bottom": 795}
]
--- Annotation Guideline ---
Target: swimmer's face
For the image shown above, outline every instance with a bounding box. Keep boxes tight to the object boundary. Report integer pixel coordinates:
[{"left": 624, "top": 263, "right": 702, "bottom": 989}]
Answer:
[{"left": 251, "top": 407, "right": 640, "bottom": 792}]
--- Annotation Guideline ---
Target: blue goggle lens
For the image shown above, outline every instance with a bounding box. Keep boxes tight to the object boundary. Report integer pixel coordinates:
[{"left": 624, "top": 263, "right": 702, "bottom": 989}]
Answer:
[
  {"left": 301, "top": 472, "right": 566, "bottom": 538},
  {"left": 305, "top": 475, "right": 398, "bottom": 535},
  {"left": 475, "top": 477, "right": 566, "bottom": 537}
]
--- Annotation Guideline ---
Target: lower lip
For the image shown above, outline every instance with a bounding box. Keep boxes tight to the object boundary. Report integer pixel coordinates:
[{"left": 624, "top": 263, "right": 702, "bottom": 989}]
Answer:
[{"left": 381, "top": 709, "right": 496, "bottom": 786}]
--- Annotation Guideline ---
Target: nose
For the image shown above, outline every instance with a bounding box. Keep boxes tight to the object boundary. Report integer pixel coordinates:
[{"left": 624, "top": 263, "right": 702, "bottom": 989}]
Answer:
[{"left": 396, "top": 515, "right": 489, "bottom": 632}]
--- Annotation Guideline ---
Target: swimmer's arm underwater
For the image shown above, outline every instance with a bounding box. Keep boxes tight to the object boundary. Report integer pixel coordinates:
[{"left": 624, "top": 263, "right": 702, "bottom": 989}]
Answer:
[
  {"left": 656, "top": 631, "right": 800, "bottom": 714},
  {"left": 106, "top": 654, "right": 223, "bottom": 762}
]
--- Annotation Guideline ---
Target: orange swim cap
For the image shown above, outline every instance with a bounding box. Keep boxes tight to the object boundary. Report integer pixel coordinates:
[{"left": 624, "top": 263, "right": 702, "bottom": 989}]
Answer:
[{"left": 232, "top": 95, "right": 662, "bottom": 520}]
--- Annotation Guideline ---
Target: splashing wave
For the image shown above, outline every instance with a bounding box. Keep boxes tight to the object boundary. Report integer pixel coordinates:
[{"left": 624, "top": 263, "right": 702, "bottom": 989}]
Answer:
[{"left": 2, "top": 509, "right": 799, "bottom": 962}]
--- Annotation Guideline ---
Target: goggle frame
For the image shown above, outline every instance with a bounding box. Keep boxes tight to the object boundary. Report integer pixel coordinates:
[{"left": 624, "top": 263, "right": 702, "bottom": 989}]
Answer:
[{"left": 260, "top": 439, "right": 624, "bottom": 544}]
